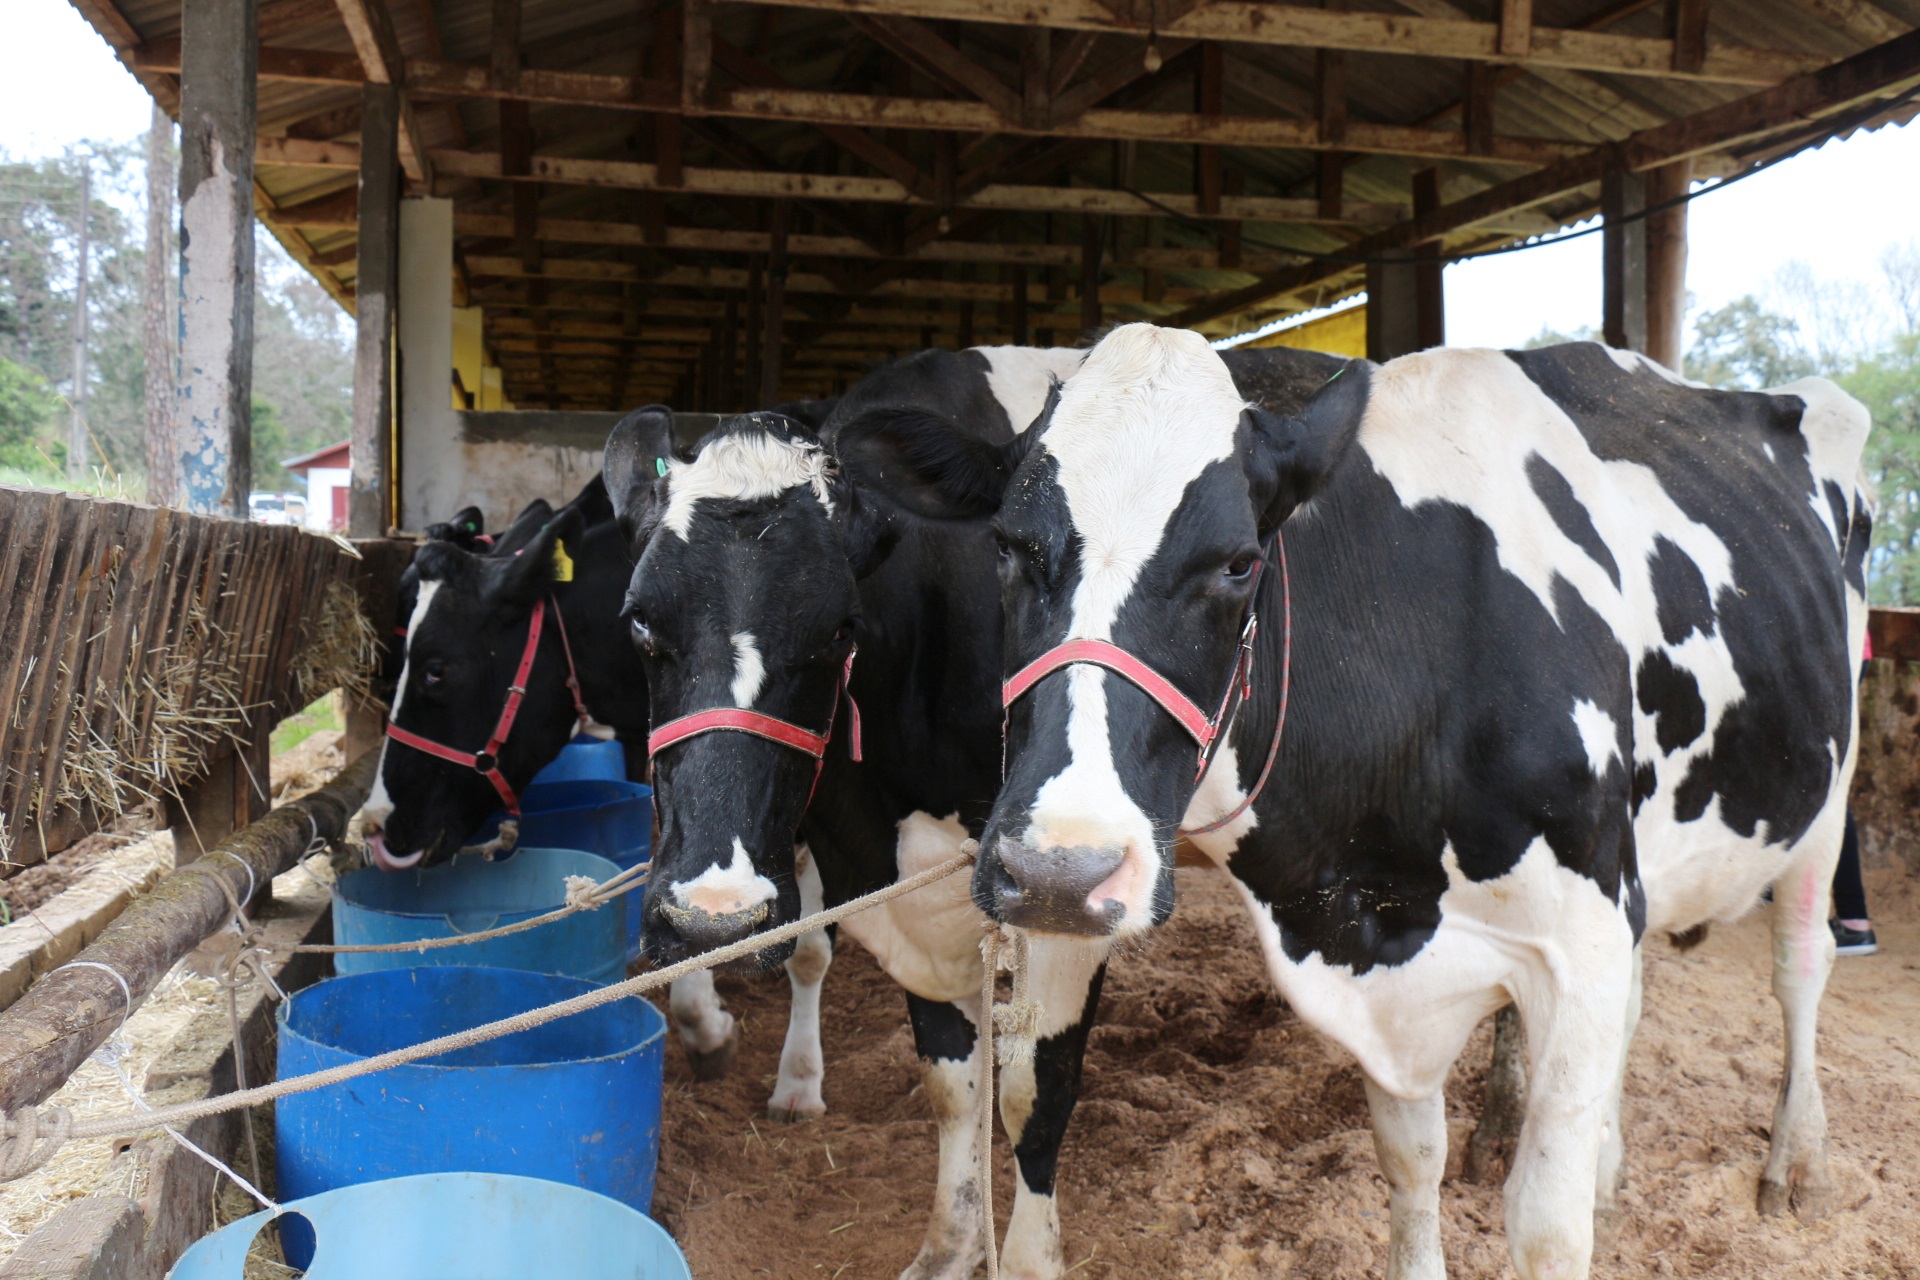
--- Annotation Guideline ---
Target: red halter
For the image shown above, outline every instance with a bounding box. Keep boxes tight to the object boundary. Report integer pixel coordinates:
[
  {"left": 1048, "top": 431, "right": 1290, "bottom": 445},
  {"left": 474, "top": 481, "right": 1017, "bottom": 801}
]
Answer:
[
  {"left": 384, "top": 596, "right": 592, "bottom": 816},
  {"left": 646, "top": 647, "right": 863, "bottom": 800},
  {"left": 999, "top": 531, "right": 1293, "bottom": 834}
]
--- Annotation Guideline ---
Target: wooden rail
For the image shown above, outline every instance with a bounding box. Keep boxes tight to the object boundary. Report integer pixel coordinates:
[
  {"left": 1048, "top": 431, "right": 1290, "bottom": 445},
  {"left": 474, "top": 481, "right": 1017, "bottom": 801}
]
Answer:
[{"left": 0, "top": 486, "right": 403, "bottom": 875}]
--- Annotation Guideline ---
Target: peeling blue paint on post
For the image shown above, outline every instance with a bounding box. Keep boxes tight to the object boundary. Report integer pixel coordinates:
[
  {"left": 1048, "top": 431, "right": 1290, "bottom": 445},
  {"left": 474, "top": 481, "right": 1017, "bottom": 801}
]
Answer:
[{"left": 173, "top": 0, "right": 257, "bottom": 517}]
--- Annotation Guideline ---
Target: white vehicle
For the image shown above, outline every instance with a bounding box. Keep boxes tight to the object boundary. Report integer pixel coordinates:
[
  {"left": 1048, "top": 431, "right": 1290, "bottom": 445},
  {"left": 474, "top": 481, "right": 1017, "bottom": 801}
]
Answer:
[{"left": 248, "top": 492, "right": 308, "bottom": 525}]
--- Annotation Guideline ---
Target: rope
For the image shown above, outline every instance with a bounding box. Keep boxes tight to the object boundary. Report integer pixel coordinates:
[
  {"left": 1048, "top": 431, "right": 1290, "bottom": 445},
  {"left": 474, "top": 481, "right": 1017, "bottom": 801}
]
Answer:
[
  {"left": 0, "top": 850, "right": 976, "bottom": 1167},
  {"left": 975, "top": 917, "right": 1039, "bottom": 1280}
]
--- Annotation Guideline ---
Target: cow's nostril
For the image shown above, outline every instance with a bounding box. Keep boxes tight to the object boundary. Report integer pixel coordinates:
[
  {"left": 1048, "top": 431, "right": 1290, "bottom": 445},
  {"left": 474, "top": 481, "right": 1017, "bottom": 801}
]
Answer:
[{"left": 993, "top": 838, "right": 1128, "bottom": 936}]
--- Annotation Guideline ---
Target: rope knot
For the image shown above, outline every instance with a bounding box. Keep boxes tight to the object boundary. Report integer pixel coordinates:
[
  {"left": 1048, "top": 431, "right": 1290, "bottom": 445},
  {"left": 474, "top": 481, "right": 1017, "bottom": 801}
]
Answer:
[
  {"left": 458, "top": 818, "right": 519, "bottom": 860},
  {"left": 0, "top": 1106, "right": 74, "bottom": 1182},
  {"left": 562, "top": 874, "right": 603, "bottom": 912}
]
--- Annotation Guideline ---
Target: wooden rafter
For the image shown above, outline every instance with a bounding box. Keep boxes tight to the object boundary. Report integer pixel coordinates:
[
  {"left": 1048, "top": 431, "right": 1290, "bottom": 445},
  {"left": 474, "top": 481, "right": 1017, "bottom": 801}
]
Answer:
[{"left": 328, "top": 0, "right": 434, "bottom": 184}]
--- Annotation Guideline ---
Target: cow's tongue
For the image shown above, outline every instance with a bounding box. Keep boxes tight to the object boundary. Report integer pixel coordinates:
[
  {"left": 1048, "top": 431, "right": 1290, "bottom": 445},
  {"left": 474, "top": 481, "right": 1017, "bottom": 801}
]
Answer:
[{"left": 366, "top": 830, "right": 425, "bottom": 871}]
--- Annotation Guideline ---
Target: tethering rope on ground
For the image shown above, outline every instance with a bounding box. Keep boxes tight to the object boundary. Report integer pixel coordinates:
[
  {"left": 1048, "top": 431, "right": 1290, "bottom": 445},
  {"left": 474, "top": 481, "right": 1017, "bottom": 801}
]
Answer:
[{"left": 0, "top": 847, "right": 983, "bottom": 1184}]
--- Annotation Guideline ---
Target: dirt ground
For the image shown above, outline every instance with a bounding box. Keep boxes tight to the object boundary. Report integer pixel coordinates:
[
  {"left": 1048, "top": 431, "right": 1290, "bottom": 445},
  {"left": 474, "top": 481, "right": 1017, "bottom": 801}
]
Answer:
[{"left": 657, "top": 865, "right": 1920, "bottom": 1279}]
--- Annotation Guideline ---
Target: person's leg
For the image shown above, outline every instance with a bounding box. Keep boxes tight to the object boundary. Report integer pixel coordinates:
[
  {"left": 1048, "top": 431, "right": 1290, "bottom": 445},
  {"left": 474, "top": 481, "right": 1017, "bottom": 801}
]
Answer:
[{"left": 1831, "top": 811, "right": 1869, "bottom": 926}]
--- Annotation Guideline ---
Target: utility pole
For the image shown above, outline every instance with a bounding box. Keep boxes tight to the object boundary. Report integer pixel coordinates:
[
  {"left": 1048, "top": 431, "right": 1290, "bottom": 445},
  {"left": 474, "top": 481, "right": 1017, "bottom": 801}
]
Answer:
[
  {"left": 144, "top": 106, "right": 178, "bottom": 506},
  {"left": 67, "top": 159, "right": 91, "bottom": 482}
]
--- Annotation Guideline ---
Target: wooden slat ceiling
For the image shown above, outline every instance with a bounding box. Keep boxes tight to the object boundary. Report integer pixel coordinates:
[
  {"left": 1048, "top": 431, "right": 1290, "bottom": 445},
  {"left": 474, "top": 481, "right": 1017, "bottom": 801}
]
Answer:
[{"left": 70, "top": 0, "right": 1920, "bottom": 409}]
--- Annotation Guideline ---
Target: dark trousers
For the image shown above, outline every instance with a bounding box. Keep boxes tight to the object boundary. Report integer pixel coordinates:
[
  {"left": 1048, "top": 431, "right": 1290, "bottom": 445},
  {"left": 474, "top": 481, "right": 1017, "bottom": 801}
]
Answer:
[{"left": 1833, "top": 810, "right": 1869, "bottom": 921}]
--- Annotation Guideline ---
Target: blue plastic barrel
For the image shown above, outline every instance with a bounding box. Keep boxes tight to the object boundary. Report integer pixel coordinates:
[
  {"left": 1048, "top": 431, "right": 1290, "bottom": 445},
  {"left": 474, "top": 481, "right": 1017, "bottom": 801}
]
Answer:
[
  {"left": 167, "top": 1172, "right": 690, "bottom": 1279},
  {"left": 529, "top": 735, "right": 629, "bottom": 787},
  {"left": 276, "top": 968, "right": 665, "bottom": 1228},
  {"left": 332, "top": 847, "right": 628, "bottom": 985},
  {"left": 471, "top": 779, "right": 653, "bottom": 960}
]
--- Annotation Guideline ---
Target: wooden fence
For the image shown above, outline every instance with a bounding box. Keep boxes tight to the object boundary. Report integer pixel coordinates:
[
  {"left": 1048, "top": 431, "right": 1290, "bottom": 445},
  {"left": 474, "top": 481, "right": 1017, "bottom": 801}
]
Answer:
[{"left": 0, "top": 485, "right": 404, "bottom": 874}]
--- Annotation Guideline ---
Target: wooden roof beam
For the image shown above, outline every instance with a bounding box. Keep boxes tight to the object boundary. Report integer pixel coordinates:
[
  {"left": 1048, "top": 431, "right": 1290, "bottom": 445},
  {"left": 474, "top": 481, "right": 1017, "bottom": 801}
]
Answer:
[
  {"left": 1169, "top": 27, "right": 1920, "bottom": 327},
  {"left": 727, "top": 0, "right": 1825, "bottom": 85},
  {"left": 329, "top": 0, "right": 433, "bottom": 185}
]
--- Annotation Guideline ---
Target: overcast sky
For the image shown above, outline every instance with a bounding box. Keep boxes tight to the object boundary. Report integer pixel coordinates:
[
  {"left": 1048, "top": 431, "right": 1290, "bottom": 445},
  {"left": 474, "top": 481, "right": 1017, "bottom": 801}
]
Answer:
[{"left": 5, "top": 0, "right": 1918, "bottom": 349}]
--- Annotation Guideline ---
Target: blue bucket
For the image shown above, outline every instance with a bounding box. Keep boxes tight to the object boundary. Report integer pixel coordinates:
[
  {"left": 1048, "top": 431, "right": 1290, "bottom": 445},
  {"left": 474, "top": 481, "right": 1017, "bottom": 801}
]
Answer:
[
  {"left": 530, "top": 735, "right": 629, "bottom": 787},
  {"left": 332, "top": 847, "right": 628, "bottom": 985},
  {"left": 472, "top": 779, "right": 653, "bottom": 960},
  {"left": 167, "top": 1172, "right": 690, "bottom": 1279},
  {"left": 275, "top": 967, "right": 666, "bottom": 1239}
]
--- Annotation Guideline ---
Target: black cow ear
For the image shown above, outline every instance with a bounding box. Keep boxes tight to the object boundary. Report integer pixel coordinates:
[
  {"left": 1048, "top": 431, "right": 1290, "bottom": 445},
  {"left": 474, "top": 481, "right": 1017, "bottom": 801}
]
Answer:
[
  {"left": 603, "top": 405, "right": 678, "bottom": 549},
  {"left": 1245, "top": 359, "right": 1372, "bottom": 532},
  {"left": 493, "top": 498, "right": 555, "bottom": 556},
  {"left": 835, "top": 407, "right": 1019, "bottom": 521},
  {"left": 497, "top": 504, "right": 588, "bottom": 606},
  {"left": 832, "top": 481, "right": 902, "bottom": 580}
]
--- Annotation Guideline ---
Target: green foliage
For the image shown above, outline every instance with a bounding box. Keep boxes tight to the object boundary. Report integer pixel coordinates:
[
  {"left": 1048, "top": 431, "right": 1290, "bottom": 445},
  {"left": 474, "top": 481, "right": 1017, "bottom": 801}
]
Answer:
[
  {"left": 1685, "top": 296, "right": 1819, "bottom": 388},
  {"left": 1843, "top": 332, "right": 1920, "bottom": 604},
  {"left": 251, "top": 394, "right": 293, "bottom": 490},
  {"left": 0, "top": 357, "right": 59, "bottom": 469}
]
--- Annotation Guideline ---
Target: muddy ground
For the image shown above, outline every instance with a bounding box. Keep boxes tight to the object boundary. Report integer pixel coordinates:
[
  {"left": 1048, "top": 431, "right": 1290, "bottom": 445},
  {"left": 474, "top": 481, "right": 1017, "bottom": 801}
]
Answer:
[{"left": 657, "top": 865, "right": 1920, "bottom": 1279}]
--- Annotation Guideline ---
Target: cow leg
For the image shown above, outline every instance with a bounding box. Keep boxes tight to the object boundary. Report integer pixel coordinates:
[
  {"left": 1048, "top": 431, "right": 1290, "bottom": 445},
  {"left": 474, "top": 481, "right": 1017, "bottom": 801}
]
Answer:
[
  {"left": 770, "top": 849, "right": 833, "bottom": 1121},
  {"left": 997, "top": 935, "right": 1108, "bottom": 1280},
  {"left": 1364, "top": 1079, "right": 1448, "bottom": 1280},
  {"left": 1759, "top": 841, "right": 1840, "bottom": 1219},
  {"left": 1503, "top": 948, "right": 1633, "bottom": 1280},
  {"left": 1593, "top": 946, "right": 1643, "bottom": 1238},
  {"left": 669, "top": 970, "right": 739, "bottom": 1081},
  {"left": 902, "top": 992, "right": 989, "bottom": 1280},
  {"left": 1466, "top": 1003, "right": 1527, "bottom": 1185}
]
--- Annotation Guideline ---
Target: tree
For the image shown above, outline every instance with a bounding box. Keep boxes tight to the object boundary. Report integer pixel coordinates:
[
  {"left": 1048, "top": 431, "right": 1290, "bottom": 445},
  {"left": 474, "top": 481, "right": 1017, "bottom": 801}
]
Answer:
[
  {"left": 1684, "top": 296, "right": 1817, "bottom": 389},
  {"left": 0, "top": 357, "right": 59, "bottom": 470}
]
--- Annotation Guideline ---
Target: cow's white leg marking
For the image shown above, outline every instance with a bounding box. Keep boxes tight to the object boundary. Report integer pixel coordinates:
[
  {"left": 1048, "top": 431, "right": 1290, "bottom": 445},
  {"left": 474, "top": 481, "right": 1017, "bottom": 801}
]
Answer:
[
  {"left": 1503, "top": 928, "right": 1634, "bottom": 1280},
  {"left": 902, "top": 995, "right": 989, "bottom": 1280},
  {"left": 667, "top": 969, "right": 738, "bottom": 1079},
  {"left": 1365, "top": 1078, "right": 1448, "bottom": 1280},
  {"left": 1759, "top": 819, "right": 1842, "bottom": 1218},
  {"left": 997, "top": 932, "right": 1109, "bottom": 1280},
  {"left": 770, "top": 846, "right": 831, "bottom": 1121},
  {"left": 1593, "top": 946, "right": 1642, "bottom": 1226}
]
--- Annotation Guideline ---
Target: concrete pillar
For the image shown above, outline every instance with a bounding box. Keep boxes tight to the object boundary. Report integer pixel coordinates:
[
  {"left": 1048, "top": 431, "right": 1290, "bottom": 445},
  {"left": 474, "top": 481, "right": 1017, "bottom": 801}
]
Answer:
[
  {"left": 397, "top": 196, "right": 457, "bottom": 530},
  {"left": 350, "top": 84, "right": 401, "bottom": 536},
  {"left": 1366, "top": 249, "right": 1420, "bottom": 362},
  {"left": 1602, "top": 169, "right": 1648, "bottom": 354},
  {"left": 1645, "top": 159, "right": 1691, "bottom": 372},
  {"left": 175, "top": 0, "right": 258, "bottom": 518}
]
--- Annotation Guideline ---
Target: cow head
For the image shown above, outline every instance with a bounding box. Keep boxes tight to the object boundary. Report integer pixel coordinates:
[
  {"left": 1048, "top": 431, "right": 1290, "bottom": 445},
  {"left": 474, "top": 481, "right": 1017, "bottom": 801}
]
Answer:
[
  {"left": 604, "top": 406, "right": 893, "bottom": 966},
  {"left": 842, "top": 325, "right": 1369, "bottom": 939},
  {"left": 361, "top": 506, "right": 592, "bottom": 870},
  {"left": 382, "top": 500, "right": 558, "bottom": 686}
]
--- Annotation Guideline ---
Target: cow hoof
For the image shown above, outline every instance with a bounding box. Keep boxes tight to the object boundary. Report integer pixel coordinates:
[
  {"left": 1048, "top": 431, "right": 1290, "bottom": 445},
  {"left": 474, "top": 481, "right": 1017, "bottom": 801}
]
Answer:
[
  {"left": 767, "top": 1094, "right": 827, "bottom": 1123},
  {"left": 1757, "top": 1177, "right": 1792, "bottom": 1218},
  {"left": 898, "top": 1247, "right": 985, "bottom": 1280},
  {"left": 684, "top": 1034, "right": 740, "bottom": 1082},
  {"left": 1758, "top": 1172, "right": 1833, "bottom": 1221}
]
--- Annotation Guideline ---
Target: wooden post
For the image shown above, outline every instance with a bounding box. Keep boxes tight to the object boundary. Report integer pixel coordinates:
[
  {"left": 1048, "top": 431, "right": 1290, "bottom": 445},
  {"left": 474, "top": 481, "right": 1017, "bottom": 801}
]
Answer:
[
  {"left": 1315, "top": 50, "right": 1346, "bottom": 221},
  {"left": 1412, "top": 167, "right": 1445, "bottom": 350},
  {"left": 721, "top": 297, "right": 740, "bottom": 409},
  {"left": 1021, "top": 27, "right": 1050, "bottom": 130},
  {"left": 1366, "top": 249, "right": 1420, "bottom": 362},
  {"left": 1010, "top": 265, "right": 1029, "bottom": 346},
  {"left": 1080, "top": 215, "right": 1105, "bottom": 336},
  {"left": 1602, "top": 168, "right": 1649, "bottom": 353},
  {"left": 169, "top": 733, "right": 270, "bottom": 864},
  {"left": 350, "top": 83, "right": 400, "bottom": 537},
  {"left": 959, "top": 299, "right": 975, "bottom": 349},
  {"left": 142, "top": 104, "right": 177, "bottom": 507},
  {"left": 1196, "top": 43, "right": 1223, "bottom": 216},
  {"left": 1645, "top": 158, "right": 1692, "bottom": 371},
  {"left": 760, "top": 200, "right": 788, "bottom": 405},
  {"left": 175, "top": 0, "right": 257, "bottom": 518},
  {"left": 744, "top": 262, "right": 762, "bottom": 404}
]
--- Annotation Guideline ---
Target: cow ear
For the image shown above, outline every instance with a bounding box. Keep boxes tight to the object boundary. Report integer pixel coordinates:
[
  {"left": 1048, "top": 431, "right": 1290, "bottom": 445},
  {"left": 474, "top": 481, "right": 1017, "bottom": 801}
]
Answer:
[
  {"left": 1244, "top": 359, "right": 1372, "bottom": 532},
  {"left": 603, "top": 405, "right": 678, "bottom": 549},
  {"left": 493, "top": 498, "right": 555, "bottom": 556},
  {"left": 831, "top": 481, "right": 902, "bottom": 580},
  {"left": 497, "top": 504, "right": 589, "bottom": 606},
  {"left": 834, "top": 407, "right": 1021, "bottom": 521}
]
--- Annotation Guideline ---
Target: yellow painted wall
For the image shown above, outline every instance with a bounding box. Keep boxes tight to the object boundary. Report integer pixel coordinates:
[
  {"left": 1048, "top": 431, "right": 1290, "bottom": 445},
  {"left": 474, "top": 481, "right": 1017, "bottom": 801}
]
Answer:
[
  {"left": 1243, "top": 303, "right": 1367, "bottom": 358},
  {"left": 452, "top": 305, "right": 484, "bottom": 409}
]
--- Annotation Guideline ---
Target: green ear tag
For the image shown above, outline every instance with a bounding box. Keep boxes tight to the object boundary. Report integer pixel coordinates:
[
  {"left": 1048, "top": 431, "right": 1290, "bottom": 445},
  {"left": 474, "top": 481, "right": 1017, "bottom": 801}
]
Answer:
[{"left": 655, "top": 457, "right": 669, "bottom": 477}]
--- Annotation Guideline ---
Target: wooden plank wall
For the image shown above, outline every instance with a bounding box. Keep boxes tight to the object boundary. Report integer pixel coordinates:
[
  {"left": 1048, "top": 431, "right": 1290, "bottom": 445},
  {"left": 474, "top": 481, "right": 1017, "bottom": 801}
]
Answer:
[{"left": 0, "top": 485, "right": 376, "bottom": 875}]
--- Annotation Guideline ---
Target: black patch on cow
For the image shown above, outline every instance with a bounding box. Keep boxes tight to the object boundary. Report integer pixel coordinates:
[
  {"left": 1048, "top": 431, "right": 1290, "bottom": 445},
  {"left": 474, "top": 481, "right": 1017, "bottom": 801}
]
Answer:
[
  {"left": 1527, "top": 454, "right": 1619, "bottom": 588},
  {"left": 1647, "top": 536, "right": 1715, "bottom": 645},
  {"left": 905, "top": 992, "right": 978, "bottom": 1064},
  {"left": 1824, "top": 481, "right": 1850, "bottom": 554},
  {"left": 1631, "top": 761, "right": 1657, "bottom": 816},
  {"left": 1636, "top": 650, "right": 1706, "bottom": 755},
  {"left": 1012, "top": 964, "right": 1106, "bottom": 1195},
  {"left": 1508, "top": 344, "right": 1854, "bottom": 849},
  {"left": 1845, "top": 495, "right": 1872, "bottom": 596},
  {"left": 1625, "top": 878, "right": 1646, "bottom": 941},
  {"left": 1669, "top": 922, "right": 1710, "bottom": 950}
]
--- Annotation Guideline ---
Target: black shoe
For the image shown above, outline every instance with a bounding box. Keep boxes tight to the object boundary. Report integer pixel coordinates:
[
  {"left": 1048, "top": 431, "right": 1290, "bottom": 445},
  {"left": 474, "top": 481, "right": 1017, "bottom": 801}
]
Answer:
[{"left": 1832, "top": 921, "right": 1878, "bottom": 956}]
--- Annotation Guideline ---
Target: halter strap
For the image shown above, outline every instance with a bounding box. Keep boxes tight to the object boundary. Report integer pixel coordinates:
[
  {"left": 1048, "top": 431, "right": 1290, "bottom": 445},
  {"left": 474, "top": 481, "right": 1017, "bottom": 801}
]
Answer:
[
  {"left": 647, "top": 647, "right": 863, "bottom": 803},
  {"left": 384, "top": 594, "right": 590, "bottom": 816}
]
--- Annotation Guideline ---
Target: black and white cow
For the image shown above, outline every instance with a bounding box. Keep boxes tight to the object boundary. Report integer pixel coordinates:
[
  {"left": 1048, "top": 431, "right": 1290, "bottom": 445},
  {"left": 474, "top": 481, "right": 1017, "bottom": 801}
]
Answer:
[
  {"left": 851, "top": 324, "right": 1871, "bottom": 1280},
  {"left": 358, "top": 476, "right": 835, "bottom": 1117},
  {"left": 603, "top": 344, "right": 1132, "bottom": 1279}
]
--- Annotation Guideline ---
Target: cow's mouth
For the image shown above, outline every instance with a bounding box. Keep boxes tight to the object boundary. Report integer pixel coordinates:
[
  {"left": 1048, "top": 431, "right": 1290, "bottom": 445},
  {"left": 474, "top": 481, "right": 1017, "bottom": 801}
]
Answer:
[{"left": 366, "top": 827, "right": 426, "bottom": 872}]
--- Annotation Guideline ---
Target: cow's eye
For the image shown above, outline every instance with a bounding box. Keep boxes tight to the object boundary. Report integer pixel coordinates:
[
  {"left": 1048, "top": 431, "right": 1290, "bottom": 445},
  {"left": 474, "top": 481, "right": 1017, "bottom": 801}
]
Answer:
[
  {"left": 421, "top": 659, "right": 447, "bottom": 688},
  {"left": 629, "top": 615, "right": 656, "bottom": 653}
]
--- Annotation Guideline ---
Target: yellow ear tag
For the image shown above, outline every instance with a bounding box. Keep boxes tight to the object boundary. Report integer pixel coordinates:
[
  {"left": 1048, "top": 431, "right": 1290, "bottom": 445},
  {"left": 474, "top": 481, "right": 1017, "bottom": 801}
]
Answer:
[{"left": 551, "top": 540, "right": 574, "bottom": 583}]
